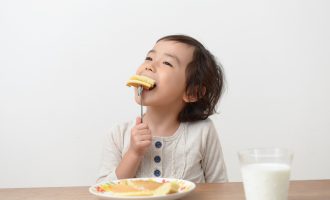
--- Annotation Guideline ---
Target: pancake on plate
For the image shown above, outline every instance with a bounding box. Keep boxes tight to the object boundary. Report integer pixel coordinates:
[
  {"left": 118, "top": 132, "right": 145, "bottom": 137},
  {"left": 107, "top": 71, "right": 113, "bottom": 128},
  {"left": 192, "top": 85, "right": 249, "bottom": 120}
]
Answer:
[{"left": 96, "top": 179, "right": 179, "bottom": 196}]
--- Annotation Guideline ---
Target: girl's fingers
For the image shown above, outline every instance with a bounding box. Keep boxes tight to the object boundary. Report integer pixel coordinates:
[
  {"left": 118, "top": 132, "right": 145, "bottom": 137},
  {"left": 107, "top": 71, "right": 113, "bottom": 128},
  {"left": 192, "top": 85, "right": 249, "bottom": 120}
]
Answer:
[
  {"left": 138, "top": 140, "right": 152, "bottom": 147},
  {"left": 132, "top": 128, "right": 151, "bottom": 137},
  {"left": 135, "top": 123, "right": 148, "bottom": 129},
  {"left": 135, "top": 117, "right": 142, "bottom": 125},
  {"left": 130, "top": 121, "right": 152, "bottom": 152},
  {"left": 132, "top": 133, "right": 152, "bottom": 143},
  {"left": 137, "top": 134, "right": 152, "bottom": 141},
  {"left": 138, "top": 129, "right": 151, "bottom": 136}
]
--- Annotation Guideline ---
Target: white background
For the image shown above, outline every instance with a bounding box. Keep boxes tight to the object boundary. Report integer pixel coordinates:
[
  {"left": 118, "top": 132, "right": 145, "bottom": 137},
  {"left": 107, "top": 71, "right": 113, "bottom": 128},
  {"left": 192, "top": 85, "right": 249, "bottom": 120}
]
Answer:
[{"left": 1, "top": 0, "right": 330, "bottom": 188}]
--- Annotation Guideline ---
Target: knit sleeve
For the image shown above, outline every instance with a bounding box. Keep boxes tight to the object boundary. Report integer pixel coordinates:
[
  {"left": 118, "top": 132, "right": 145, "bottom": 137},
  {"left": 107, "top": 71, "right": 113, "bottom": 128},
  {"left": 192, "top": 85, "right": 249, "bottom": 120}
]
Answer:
[
  {"left": 201, "top": 120, "right": 228, "bottom": 183},
  {"left": 96, "top": 125, "right": 123, "bottom": 183}
]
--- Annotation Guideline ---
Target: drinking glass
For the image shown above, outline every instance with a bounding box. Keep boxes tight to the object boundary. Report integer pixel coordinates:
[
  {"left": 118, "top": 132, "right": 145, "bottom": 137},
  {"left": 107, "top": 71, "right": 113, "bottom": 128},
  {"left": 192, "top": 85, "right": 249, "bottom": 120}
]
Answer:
[{"left": 238, "top": 148, "right": 293, "bottom": 200}]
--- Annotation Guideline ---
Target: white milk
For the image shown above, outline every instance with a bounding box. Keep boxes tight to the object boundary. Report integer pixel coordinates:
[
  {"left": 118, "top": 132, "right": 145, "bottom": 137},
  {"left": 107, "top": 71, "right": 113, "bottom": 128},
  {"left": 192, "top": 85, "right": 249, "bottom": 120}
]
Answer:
[{"left": 241, "top": 163, "right": 291, "bottom": 200}]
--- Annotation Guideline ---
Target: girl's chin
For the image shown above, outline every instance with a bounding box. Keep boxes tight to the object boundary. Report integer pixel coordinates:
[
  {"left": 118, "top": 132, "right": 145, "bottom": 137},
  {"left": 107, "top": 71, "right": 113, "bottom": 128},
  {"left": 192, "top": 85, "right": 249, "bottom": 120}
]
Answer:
[
  {"left": 134, "top": 97, "right": 155, "bottom": 106},
  {"left": 134, "top": 98, "right": 147, "bottom": 105},
  {"left": 135, "top": 102, "right": 152, "bottom": 107}
]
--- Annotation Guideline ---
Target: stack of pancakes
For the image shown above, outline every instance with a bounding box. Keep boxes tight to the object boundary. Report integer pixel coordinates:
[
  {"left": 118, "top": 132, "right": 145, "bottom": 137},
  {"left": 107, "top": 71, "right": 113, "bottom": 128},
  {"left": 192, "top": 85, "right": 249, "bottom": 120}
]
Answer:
[{"left": 126, "top": 75, "right": 156, "bottom": 90}]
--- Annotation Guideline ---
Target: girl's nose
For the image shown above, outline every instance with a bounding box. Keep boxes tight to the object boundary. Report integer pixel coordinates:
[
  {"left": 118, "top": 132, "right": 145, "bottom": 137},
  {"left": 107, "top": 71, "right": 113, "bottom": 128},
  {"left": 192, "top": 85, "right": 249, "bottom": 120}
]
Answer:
[{"left": 145, "top": 65, "right": 155, "bottom": 72}]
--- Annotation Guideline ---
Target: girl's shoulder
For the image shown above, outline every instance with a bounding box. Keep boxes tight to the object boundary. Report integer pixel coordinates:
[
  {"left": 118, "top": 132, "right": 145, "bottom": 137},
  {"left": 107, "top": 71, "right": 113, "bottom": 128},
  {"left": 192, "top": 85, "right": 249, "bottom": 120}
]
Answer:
[
  {"left": 186, "top": 118, "right": 216, "bottom": 132},
  {"left": 185, "top": 118, "right": 218, "bottom": 140},
  {"left": 186, "top": 118, "right": 220, "bottom": 141}
]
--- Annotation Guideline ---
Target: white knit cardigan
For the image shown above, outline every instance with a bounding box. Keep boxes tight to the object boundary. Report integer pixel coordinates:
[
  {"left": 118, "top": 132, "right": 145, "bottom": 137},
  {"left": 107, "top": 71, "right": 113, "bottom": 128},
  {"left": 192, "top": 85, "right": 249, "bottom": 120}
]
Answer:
[{"left": 97, "top": 118, "right": 228, "bottom": 183}]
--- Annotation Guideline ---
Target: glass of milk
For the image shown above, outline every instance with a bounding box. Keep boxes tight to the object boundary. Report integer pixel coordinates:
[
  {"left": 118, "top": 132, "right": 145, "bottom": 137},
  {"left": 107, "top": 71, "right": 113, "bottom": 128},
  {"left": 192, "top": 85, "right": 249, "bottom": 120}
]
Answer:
[{"left": 238, "top": 148, "right": 293, "bottom": 200}]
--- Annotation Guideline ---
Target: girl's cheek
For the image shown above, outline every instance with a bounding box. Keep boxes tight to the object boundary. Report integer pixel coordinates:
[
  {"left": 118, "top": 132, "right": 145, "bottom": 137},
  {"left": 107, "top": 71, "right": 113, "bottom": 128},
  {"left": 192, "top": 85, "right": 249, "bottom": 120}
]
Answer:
[{"left": 135, "top": 65, "right": 143, "bottom": 74}]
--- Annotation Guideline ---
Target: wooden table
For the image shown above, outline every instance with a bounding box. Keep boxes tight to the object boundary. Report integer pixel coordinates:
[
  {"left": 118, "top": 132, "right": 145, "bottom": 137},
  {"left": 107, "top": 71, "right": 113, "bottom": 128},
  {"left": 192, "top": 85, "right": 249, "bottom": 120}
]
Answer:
[{"left": 0, "top": 180, "right": 329, "bottom": 200}]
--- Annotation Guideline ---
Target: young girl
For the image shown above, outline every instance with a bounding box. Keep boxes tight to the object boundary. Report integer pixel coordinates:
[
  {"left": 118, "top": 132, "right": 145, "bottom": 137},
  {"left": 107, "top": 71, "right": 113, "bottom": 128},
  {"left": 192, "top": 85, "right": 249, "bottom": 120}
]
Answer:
[{"left": 97, "top": 35, "right": 227, "bottom": 183}]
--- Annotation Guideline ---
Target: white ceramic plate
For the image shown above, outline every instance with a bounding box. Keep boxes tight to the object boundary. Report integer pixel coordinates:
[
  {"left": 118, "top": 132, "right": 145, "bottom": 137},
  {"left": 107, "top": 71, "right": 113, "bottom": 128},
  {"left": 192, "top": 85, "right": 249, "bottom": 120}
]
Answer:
[{"left": 89, "top": 178, "right": 196, "bottom": 200}]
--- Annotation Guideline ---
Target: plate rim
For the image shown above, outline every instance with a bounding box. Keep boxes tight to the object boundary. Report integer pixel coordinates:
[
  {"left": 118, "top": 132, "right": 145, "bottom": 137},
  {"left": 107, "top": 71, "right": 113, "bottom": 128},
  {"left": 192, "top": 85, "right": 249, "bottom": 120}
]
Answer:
[{"left": 89, "top": 177, "right": 196, "bottom": 200}]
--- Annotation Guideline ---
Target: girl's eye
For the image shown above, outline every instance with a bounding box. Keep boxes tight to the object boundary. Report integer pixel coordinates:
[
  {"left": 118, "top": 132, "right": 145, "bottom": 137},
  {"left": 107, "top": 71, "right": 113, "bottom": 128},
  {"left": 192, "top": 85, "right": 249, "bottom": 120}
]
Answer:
[
  {"left": 145, "top": 56, "right": 152, "bottom": 61},
  {"left": 163, "top": 61, "right": 173, "bottom": 67}
]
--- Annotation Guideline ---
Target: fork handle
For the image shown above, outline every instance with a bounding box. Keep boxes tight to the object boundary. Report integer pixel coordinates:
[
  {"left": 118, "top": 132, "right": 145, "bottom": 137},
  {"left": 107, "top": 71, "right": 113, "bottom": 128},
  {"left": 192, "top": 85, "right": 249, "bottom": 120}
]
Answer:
[{"left": 138, "top": 86, "right": 144, "bottom": 122}]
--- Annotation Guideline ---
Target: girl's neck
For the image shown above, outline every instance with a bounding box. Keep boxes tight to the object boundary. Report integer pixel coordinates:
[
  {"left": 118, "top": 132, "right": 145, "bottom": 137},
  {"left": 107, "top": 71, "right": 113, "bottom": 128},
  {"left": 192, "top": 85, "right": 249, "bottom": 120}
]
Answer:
[{"left": 143, "top": 106, "right": 182, "bottom": 137}]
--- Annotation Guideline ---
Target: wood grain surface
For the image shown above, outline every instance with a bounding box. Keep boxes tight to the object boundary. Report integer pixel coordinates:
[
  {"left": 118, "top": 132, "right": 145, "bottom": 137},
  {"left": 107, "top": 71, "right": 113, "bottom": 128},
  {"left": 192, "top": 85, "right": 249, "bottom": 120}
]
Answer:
[{"left": 0, "top": 180, "right": 329, "bottom": 200}]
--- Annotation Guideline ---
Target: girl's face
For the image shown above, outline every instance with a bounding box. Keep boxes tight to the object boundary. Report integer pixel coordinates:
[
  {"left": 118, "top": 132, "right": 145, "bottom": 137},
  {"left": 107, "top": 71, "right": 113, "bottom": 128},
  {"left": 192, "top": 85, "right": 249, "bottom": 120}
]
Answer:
[{"left": 135, "top": 40, "right": 194, "bottom": 108}]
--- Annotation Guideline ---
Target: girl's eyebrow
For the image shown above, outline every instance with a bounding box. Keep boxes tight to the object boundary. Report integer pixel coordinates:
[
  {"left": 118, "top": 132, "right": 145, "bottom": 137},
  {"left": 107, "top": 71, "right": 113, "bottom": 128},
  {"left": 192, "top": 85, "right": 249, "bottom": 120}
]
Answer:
[{"left": 148, "top": 50, "right": 181, "bottom": 65}]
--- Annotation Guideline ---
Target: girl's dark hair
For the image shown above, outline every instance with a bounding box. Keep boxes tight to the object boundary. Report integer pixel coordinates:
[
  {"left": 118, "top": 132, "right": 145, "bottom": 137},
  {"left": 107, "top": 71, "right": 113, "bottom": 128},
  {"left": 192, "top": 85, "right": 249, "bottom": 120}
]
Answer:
[{"left": 157, "top": 35, "right": 225, "bottom": 122}]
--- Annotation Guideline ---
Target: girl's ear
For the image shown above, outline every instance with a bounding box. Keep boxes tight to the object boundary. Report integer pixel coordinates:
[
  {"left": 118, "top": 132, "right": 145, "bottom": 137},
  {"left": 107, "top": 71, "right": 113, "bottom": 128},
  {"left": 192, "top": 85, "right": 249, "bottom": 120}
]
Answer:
[{"left": 183, "top": 86, "right": 206, "bottom": 103}]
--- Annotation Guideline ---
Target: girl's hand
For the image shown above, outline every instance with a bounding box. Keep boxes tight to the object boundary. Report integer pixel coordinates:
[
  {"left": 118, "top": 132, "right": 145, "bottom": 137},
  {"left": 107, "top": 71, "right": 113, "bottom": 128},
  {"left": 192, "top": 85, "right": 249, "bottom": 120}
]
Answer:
[{"left": 129, "top": 117, "right": 152, "bottom": 157}]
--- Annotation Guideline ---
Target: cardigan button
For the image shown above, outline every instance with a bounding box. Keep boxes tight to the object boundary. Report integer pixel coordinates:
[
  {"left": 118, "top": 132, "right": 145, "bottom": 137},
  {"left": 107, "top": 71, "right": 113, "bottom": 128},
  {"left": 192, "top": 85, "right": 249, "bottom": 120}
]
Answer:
[
  {"left": 155, "top": 141, "right": 162, "bottom": 148},
  {"left": 154, "top": 169, "right": 161, "bottom": 177},
  {"left": 154, "top": 155, "right": 161, "bottom": 163}
]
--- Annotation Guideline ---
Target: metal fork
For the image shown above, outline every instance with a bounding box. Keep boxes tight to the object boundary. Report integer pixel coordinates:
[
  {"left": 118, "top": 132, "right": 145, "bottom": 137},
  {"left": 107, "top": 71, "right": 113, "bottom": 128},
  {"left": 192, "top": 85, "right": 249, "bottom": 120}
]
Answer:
[{"left": 137, "top": 86, "right": 144, "bottom": 122}]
